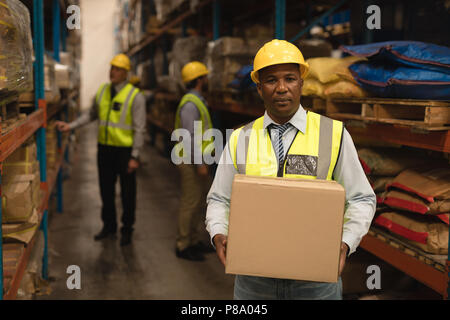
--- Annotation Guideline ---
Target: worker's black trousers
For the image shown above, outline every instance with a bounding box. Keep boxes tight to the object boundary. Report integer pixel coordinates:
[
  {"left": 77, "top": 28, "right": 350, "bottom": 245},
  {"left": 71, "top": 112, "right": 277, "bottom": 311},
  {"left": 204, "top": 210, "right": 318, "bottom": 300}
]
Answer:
[{"left": 97, "top": 144, "right": 136, "bottom": 234}]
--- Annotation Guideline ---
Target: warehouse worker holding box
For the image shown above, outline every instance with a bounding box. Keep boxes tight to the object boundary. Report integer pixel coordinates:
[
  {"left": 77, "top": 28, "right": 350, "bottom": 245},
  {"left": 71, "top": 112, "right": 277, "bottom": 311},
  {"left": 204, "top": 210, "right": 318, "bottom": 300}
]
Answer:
[
  {"left": 55, "top": 53, "right": 146, "bottom": 246},
  {"left": 205, "top": 40, "right": 376, "bottom": 299},
  {"left": 173, "top": 61, "right": 215, "bottom": 261}
]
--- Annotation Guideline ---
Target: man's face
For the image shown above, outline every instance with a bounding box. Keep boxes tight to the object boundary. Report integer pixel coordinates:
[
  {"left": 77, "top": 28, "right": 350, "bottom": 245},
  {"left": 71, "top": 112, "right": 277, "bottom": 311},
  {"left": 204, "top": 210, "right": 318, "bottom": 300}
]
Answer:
[
  {"left": 257, "top": 63, "right": 303, "bottom": 124},
  {"left": 110, "top": 66, "right": 128, "bottom": 85}
]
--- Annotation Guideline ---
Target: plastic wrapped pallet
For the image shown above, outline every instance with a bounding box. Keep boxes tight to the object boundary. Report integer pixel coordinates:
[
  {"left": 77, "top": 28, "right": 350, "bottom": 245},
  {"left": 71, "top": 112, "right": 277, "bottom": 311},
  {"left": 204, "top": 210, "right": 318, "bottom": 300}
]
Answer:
[{"left": 0, "top": 0, "right": 33, "bottom": 93}]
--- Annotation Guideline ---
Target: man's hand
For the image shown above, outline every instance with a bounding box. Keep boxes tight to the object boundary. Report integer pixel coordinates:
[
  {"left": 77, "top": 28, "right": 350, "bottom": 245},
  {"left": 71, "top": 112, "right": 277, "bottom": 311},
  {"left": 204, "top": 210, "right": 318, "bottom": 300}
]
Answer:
[
  {"left": 339, "top": 242, "right": 349, "bottom": 276},
  {"left": 55, "top": 121, "right": 71, "bottom": 132},
  {"left": 213, "top": 234, "right": 227, "bottom": 267},
  {"left": 196, "top": 164, "right": 208, "bottom": 176},
  {"left": 127, "top": 158, "right": 139, "bottom": 173}
]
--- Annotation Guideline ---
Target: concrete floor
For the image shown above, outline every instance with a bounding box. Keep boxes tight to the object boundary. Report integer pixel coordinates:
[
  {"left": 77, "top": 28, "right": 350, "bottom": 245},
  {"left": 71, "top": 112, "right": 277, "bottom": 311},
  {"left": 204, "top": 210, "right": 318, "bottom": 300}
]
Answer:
[
  {"left": 35, "top": 122, "right": 443, "bottom": 300},
  {"left": 38, "top": 123, "right": 235, "bottom": 299}
]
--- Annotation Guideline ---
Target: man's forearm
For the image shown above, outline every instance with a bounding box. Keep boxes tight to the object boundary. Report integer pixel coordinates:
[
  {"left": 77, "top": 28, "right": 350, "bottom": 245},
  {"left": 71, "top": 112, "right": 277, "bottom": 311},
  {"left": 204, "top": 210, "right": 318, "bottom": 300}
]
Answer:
[{"left": 131, "top": 93, "right": 147, "bottom": 158}]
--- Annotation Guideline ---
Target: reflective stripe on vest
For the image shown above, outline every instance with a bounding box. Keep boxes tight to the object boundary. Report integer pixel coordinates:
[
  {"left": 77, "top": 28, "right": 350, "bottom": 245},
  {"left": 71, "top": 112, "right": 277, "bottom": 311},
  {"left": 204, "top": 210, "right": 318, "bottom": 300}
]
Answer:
[
  {"left": 174, "top": 93, "right": 214, "bottom": 156},
  {"left": 229, "top": 112, "right": 343, "bottom": 180},
  {"left": 97, "top": 83, "right": 139, "bottom": 147}
]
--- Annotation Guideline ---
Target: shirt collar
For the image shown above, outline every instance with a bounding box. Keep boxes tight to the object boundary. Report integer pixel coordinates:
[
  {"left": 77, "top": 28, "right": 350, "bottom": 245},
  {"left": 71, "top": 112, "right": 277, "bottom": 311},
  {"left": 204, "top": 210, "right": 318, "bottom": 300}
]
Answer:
[
  {"left": 263, "top": 104, "right": 307, "bottom": 134},
  {"left": 113, "top": 81, "right": 127, "bottom": 93},
  {"left": 188, "top": 89, "right": 207, "bottom": 105}
]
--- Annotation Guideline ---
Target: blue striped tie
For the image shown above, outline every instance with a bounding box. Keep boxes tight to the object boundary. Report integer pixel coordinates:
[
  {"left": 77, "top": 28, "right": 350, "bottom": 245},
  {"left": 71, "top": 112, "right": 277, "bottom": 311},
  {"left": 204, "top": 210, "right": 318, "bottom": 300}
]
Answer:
[{"left": 270, "top": 123, "right": 292, "bottom": 166}]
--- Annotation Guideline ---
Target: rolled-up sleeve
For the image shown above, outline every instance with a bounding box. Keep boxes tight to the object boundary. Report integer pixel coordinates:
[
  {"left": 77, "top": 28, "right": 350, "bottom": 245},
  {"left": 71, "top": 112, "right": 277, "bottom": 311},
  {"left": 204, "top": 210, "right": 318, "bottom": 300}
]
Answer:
[
  {"left": 333, "top": 129, "right": 376, "bottom": 256},
  {"left": 131, "top": 92, "right": 147, "bottom": 158}
]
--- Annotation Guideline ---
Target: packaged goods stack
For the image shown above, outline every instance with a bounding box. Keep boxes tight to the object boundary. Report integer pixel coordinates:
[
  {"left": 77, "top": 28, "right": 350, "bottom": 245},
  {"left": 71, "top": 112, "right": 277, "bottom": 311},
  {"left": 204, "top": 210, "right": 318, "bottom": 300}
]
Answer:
[
  {"left": 153, "top": 0, "right": 186, "bottom": 24},
  {"left": 46, "top": 120, "right": 58, "bottom": 171},
  {"left": 0, "top": 0, "right": 33, "bottom": 95},
  {"left": 358, "top": 146, "right": 450, "bottom": 256},
  {"left": 302, "top": 56, "right": 368, "bottom": 99},
  {"left": 207, "top": 37, "right": 252, "bottom": 93},
  {"left": 127, "top": 0, "right": 144, "bottom": 49},
  {"left": 0, "top": 0, "right": 33, "bottom": 131},
  {"left": 167, "top": 36, "right": 208, "bottom": 95},
  {"left": 2, "top": 138, "right": 41, "bottom": 245},
  {"left": 340, "top": 41, "right": 450, "bottom": 100}
]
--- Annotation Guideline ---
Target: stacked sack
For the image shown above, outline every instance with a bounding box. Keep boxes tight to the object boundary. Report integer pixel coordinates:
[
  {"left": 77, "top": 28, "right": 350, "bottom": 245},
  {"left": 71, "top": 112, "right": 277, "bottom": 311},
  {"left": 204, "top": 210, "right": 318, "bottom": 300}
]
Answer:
[
  {"left": 2, "top": 138, "right": 41, "bottom": 244},
  {"left": 341, "top": 41, "right": 450, "bottom": 100},
  {"left": 358, "top": 147, "right": 449, "bottom": 254},
  {"left": 0, "top": 0, "right": 33, "bottom": 93},
  {"left": 302, "top": 56, "right": 368, "bottom": 99}
]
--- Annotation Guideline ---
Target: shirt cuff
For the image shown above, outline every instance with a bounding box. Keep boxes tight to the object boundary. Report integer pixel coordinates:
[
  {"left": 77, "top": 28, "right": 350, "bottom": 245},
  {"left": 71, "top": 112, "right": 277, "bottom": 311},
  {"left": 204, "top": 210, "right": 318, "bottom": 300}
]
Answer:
[
  {"left": 209, "top": 226, "right": 228, "bottom": 249},
  {"left": 68, "top": 121, "right": 79, "bottom": 130},
  {"left": 341, "top": 232, "right": 361, "bottom": 256},
  {"left": 131, "top": 149, "right": 140, "bottom": 159}
]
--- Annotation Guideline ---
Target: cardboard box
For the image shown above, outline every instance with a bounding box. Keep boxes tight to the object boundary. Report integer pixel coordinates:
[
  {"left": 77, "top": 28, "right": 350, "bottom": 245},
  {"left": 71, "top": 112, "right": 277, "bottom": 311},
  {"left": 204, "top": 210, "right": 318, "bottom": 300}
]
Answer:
[
  {"left": 3, "top": 160, "right": 40, "bottom": 176},
  {"left": 226, "top": 174, "right": 345, "bottom": 283},
  {"left": 6, "top": 140, "right": 37, "bottom": 163},
  {"left": 2, "top": 174, "right": 35, "bottom": 223}
]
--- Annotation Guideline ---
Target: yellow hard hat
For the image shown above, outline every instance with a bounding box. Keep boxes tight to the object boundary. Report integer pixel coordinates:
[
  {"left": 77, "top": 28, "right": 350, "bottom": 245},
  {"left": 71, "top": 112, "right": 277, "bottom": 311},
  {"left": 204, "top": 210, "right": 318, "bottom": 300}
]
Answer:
[
  {"left": 129, "top": 76, "right": 141, "bottom": 86},
  {"left": 181, "top": 61, "right": 209, "bottom": 84},
  {"left": 111, "top": 53, "right": 131, "bottom": 71},
  {"left": 250, "top": 39, "right": 309, "bottom": 84}
]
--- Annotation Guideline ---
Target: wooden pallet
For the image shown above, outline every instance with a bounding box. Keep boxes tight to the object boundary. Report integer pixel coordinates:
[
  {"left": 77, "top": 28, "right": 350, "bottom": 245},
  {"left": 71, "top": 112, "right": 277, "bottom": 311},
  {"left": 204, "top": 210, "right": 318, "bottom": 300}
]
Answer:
[
  {"left": 368, "top": 227, "right": 447, "bottom": 273},
  {"left": 326, "top": 97, "right": 450, "bottom": 128}
]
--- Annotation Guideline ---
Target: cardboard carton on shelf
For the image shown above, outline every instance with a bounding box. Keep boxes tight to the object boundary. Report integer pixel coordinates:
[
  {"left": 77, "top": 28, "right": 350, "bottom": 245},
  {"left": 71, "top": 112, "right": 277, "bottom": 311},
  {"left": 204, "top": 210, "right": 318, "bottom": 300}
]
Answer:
[
  {"left": 3, "top": 160, "right": 40, "bottom": 176},
  {"left": 2, "top": 174, "right": 37, "bottom": 223},
  {"left": 2, "top": 209, "right": 39, "bottom": 244},
  {"left": 226, "top": 174, "right": 345, "bottom": 283}
]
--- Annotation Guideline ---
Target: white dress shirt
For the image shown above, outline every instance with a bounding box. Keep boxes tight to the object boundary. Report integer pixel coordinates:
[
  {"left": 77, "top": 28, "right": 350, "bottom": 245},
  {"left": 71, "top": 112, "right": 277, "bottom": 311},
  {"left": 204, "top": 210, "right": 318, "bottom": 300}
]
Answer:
[{"left": 205, "top": 104, "right": 376, "bottom": 256}]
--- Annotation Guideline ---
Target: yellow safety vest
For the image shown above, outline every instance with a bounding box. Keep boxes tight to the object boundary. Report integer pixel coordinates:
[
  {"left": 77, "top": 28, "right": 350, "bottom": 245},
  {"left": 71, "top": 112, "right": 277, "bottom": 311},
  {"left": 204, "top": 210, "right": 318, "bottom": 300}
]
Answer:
[
  {"left": 174, "top": 93, "right": 214, "bottom": 158},
  {"left": 229, "top": 111, "right": 343, "bottom": 180},
  {"left": 96, "top": 83, "right": 139, "bottom": 147}
]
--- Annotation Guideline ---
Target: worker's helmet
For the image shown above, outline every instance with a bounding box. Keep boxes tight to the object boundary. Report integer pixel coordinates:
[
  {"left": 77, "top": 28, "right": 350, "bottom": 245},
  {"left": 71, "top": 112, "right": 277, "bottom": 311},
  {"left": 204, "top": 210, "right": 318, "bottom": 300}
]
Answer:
[
  {"left": 250, "top": 39, "right": 309, "bottom": 84},
  {"left": 110, "top": 53, "right": 131, "bottom": 71},
  {"left": 181, "top": 61, "right": 209, "bottom": 84},
  {"left": 129, "top": 76, "right": 141, "bottom": 86}
]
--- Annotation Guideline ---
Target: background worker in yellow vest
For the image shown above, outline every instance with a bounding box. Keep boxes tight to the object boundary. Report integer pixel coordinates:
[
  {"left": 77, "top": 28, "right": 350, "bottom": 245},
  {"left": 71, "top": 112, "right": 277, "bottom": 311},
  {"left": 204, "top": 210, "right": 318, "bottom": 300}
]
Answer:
[
  {"left": 55, "top": 54, "right": 146, "bottom": 246},
  {"left": 173, "top": 61, "right": 215, "bottom": 261},
  {"left": 206, "top": 40, "right": 376, "bottom": 299}
]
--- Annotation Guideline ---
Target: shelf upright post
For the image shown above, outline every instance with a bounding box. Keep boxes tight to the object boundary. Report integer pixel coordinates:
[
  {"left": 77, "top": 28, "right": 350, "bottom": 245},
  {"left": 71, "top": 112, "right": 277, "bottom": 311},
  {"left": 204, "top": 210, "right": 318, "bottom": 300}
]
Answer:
[
  {"left": 275, "top": 0, "right": 286, "bottom": 40},
  {"left": 0, "top": 164, "right": 3, "bottom": 299},
  {"left": 53, "top": 0, "right": 61, "bottom": 62},
  {"left": 447, "top": 231, "right": 450, "bottom": 299},
  {"left": 213, "top": 0, "right": 220, "bottom": 40},
  {"left": 33, "top": 0, "right": 49, "bottom": 281},
  {"left": 53, "top": 0, "right": 63, "bottom": 214}
]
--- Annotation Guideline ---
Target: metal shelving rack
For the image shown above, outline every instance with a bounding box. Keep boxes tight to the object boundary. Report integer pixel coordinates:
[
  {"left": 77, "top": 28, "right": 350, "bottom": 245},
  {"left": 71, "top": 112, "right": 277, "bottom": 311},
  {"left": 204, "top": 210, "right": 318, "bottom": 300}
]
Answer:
[
  {"left": 124, "top": 0, "right": 450, "bottom": 299},
  {"left": 0, "top": 0, "right": 69, "bottom": 300}
]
